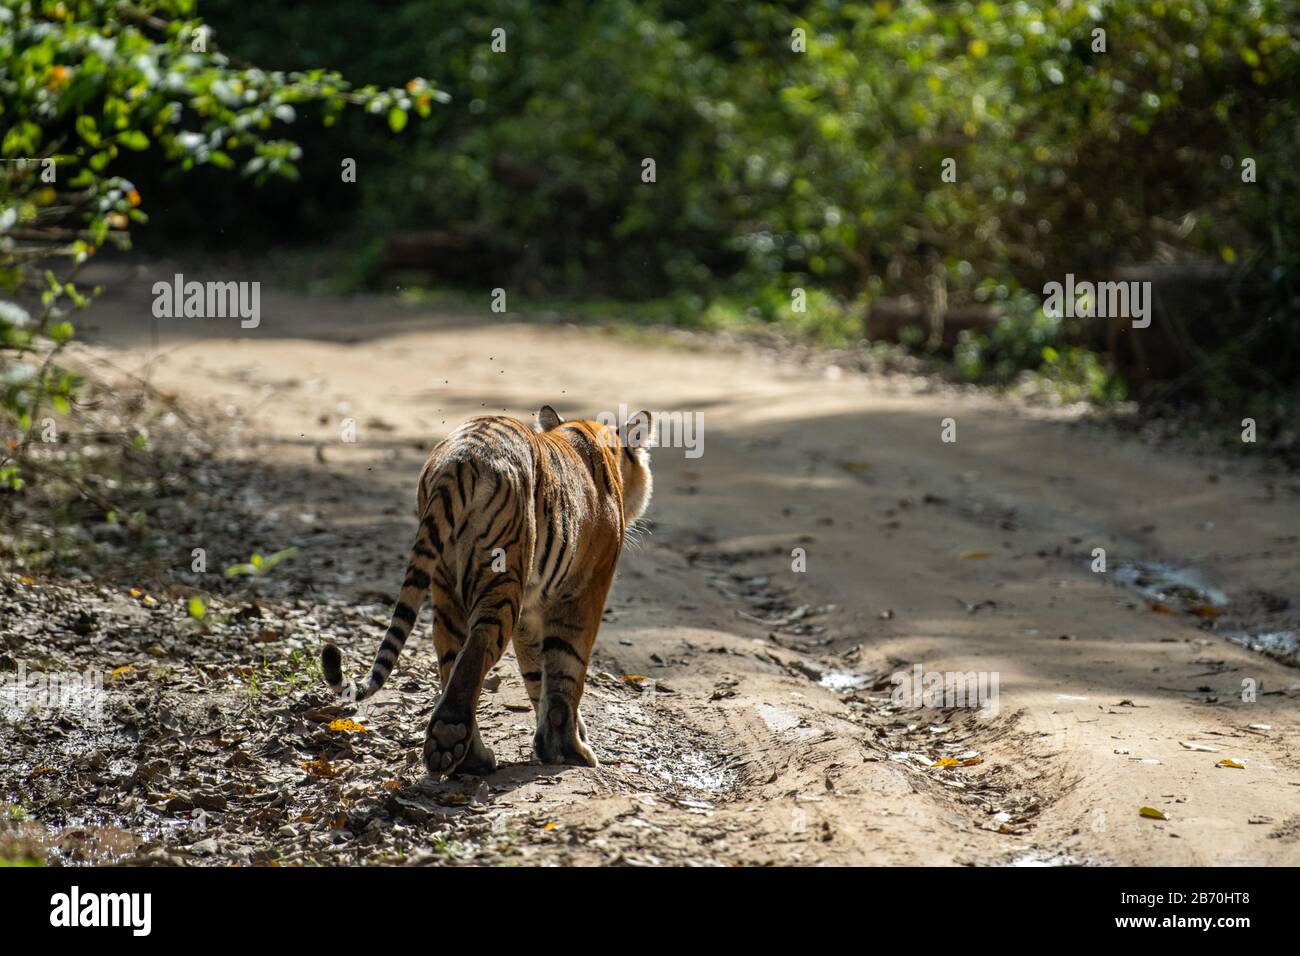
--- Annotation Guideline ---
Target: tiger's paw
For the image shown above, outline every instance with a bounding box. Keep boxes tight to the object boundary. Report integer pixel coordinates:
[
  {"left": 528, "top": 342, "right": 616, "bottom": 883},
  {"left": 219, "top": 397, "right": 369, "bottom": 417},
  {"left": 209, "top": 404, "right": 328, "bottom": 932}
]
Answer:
[
  {"left": 457, "top": 732, "right": 498, "bottom": 776},
  {"left": 534, "top": 699, "right": 598, "bottom": 767},
  {"left": 423, "top": 714, "right": 475, "bottom": 777}
]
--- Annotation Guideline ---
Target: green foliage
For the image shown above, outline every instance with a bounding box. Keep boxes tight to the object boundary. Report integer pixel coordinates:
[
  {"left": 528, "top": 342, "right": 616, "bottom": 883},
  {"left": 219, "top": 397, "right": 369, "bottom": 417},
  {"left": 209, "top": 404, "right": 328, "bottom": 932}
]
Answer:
[
  {"left": 224, "top": 546, "right": 298, "bottom": 579},
  {"left": 0, "top": 0, "right": 441, "bottom": 488},
  {"left": 197, "top": 0, "right": 1296, "bottom": 405}
]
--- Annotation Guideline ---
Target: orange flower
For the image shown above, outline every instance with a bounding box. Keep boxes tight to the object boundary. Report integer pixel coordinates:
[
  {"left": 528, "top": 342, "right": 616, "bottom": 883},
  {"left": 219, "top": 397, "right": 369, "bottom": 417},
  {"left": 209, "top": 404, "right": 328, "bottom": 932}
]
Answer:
[
  {"left": 48, "top": 65, "right": 69, "bottom": 90},
  {"left": 127, "top": 188, "right": 142, "bottom": 206}
]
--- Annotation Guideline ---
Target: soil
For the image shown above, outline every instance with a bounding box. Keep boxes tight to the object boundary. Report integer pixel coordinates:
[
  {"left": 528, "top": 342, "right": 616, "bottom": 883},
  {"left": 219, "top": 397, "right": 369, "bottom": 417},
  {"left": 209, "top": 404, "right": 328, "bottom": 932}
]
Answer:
[{"left": 2, "top": 258, "right": 1297, "bottom": 866}]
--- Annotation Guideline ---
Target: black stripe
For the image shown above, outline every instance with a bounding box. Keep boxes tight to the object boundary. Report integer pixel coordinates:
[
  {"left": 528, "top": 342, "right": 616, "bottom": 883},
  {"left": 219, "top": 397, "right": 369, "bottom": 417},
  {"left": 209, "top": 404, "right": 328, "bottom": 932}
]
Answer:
[
  {"left": 455, "top": 461, "right": 469, "bottom": 508},
  {"left": 536, "top": 515, "right": 556, "bottom": 583},
  {"left": 392, "top": 602, "right": 417, "bottom": 626},
  {"left": 521, "top": 671, "right": 542, "bottom": 682},
  {"left": 405, "top": 567, "right": 431, "bottom": 590},
  {"left": 422, "top": 514, "right": 444, "bottom": 552},
  {"left": 542, "top": 636, "right": 584, "bottom": 663},
  {"left": 544, "top": 618, "right": 583, "bottom": 633}
]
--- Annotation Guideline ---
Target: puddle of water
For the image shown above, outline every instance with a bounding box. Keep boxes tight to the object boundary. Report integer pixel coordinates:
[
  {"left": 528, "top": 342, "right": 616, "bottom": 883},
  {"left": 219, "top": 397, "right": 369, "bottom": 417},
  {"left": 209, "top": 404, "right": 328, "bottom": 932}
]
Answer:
[
  {"left": 1225, "top": 630, "right": 1298, "bottom": 656},
  {"left": 644, "top": 749, "right": 735, "bottom": 793},
  {"left": 1112, "top": 562, "right": 1297, "bottom": 663},
  {"left": 817, "top": 669, "right": 869, "bottom": 693},
  {"left": 1112, "top": 561, "right": 1229, "bottom": 608},
  {"left": 1007, "top": 851, "right": 1081, "bottom": 867}
]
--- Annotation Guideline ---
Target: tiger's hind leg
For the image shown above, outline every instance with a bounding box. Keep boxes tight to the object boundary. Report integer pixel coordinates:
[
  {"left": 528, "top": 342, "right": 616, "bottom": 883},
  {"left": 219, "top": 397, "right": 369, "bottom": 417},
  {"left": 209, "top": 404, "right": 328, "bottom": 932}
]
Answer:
[
  {"left": 514, "top": 616, "right": 588, "bottom": 745},
  {"left": 534, "top": 594, "right": 605, "bottom": 767},
  {"left": 430, "top": 594, "right": 496, "bottom": 775},
  {"left": 424, "top": 573, "right": 522, "bottom": 777}
]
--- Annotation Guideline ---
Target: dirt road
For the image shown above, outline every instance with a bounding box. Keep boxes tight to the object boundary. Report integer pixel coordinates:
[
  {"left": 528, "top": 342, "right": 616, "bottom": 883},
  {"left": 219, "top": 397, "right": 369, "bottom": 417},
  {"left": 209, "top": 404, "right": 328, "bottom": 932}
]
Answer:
[{"left": 8, "top": 259, "right": 1299, "bottom": 866}]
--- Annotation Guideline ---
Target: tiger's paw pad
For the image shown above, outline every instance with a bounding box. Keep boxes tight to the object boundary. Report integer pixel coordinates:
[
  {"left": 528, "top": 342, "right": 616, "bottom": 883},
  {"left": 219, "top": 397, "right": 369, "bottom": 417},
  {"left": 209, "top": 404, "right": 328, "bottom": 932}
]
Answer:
[{"left": 423, "top": 718, "right": 473, "bottom": 777}]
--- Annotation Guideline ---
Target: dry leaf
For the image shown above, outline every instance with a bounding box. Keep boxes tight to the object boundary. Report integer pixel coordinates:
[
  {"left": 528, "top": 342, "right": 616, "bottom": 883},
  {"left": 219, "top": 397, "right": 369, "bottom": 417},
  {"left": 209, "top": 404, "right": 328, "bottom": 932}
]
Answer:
[
  {"left": 302, "top": 759, "right": 337, "bottom": 778},
  {"left": 542, "top": 821, "right": 559, "bottom": 830},
  {"left": 1217, "top": 758, "right": 1245, "bottom": 769},
  {"left": 1148, "top": 602, "right": 1177, "bottom": 615},
  {"left": 931, "top": 757, "right": 959, "bottom": 768},
  {"left": 327, "top": 718, "right": 367, "bottom": 734},
  {"left": 962, "top": 551, "right": 993, "bottom": 560},
  {"left": 1188, "top": 604, "right": 1221, "bottom": 620},
  {"left": 1139, "top": 806, "right": 1169, "bottom": 820}
]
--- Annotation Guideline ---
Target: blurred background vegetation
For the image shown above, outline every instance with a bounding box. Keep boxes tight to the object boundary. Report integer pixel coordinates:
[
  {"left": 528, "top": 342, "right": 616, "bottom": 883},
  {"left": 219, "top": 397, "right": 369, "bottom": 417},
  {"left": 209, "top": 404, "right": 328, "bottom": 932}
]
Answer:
[{"left": 10, "top": 0, "right": 1300, "bottom": 434}]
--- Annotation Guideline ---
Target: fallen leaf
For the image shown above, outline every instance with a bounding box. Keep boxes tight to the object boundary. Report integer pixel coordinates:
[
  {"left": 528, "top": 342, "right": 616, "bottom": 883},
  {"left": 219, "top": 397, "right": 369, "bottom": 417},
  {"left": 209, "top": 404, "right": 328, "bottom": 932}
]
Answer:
[
  {"left": 962, "top": 551, "right": 993, "bottom": 560},
  {"left": 542, "top": 821, "right": 559, "bottom": 830},
  {"left": 327, "top": 718, "right": 367, "bottom": 734},
  {"left": 28, "top": 766, "right": 57, "bottom": 778},
  {"left": 1188, "top": 604, "right": 1221, "bottom": 620},
  {"left": 302, "top": 759, "right": 337, "bottom": 778},
  {"left": 931, "top": 757, "right": 959, "bottom": 768},
  {"left": 1217, "top": 758, "right": 1246, "bottom": 769},
  {"left": 1148, "top": 602, "right": 1177, "bottom": 615},
  {"left": 1139, "top": 806, "right": 1169, "bottom": 820}
]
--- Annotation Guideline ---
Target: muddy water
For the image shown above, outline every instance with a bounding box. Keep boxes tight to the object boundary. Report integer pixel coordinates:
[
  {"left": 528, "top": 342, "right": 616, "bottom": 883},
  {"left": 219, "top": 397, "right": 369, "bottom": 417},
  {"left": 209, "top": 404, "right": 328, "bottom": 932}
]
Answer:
[{"left": 1111, "top": 560, "right": 1297, "bottom": 664}]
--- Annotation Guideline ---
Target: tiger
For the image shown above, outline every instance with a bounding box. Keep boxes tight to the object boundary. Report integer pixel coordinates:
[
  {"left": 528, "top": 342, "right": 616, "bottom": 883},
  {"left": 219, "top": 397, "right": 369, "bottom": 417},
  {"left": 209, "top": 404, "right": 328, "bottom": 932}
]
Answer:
[{"left": 320, "top": 404, "right": 653, "bottom": 777}]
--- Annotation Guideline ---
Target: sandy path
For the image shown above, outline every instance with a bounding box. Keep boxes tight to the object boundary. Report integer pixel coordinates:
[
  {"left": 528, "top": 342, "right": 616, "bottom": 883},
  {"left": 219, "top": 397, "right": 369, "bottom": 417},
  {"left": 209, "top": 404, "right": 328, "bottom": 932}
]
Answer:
[{"left": 66, "top": 261, "right": 1300, "bottom": 865}]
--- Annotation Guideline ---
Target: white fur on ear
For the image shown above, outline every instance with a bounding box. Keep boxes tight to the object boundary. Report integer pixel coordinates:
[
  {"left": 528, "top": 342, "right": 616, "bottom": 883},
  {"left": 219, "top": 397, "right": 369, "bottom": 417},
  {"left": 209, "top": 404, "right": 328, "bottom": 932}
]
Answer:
[{"left": 537, "top": 405, "right": 564, "bottom": 431}]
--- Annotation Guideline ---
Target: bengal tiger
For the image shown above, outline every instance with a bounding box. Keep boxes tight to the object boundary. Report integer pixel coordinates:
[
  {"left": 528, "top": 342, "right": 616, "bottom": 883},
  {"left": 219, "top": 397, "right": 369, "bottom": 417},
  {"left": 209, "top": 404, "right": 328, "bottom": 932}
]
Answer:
[{"left": 320, "top": 405, "right": 653, "bottom": 777}]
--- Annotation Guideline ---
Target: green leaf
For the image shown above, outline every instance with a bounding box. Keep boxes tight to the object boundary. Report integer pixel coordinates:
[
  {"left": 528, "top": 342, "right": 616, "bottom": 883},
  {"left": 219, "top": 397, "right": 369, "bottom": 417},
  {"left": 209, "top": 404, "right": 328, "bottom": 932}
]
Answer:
[
  {"left": 117, "top": 131, "right": 149, "bottom": 151},
  {"left": 388, "top": 107, "right": 408, "bottom": 133}
]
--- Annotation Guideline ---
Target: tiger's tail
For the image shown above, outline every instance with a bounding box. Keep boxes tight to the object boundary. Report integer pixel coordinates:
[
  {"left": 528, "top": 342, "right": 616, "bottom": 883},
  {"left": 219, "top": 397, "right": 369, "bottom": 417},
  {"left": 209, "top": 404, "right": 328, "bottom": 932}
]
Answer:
[{"left": 321, "top": 493, "right": 443, "bottom": 702}]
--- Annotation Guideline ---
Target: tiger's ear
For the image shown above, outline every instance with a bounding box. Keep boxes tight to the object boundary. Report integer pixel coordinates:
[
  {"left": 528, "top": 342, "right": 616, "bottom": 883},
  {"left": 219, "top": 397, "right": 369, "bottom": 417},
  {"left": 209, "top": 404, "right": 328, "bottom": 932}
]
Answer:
[
  {"left": 622, "top": 409, "right": 653, "bottom": 449},
  {"left": 536, "top": 405, "right": 564, "bottom": 431}
]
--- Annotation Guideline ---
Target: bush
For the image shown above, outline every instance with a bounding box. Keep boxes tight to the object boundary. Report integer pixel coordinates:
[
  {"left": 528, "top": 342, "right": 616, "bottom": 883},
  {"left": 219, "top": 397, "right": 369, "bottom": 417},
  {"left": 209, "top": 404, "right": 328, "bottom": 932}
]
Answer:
[{"left": 0, "top": 0, "right": 439, "bottom": 489}]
